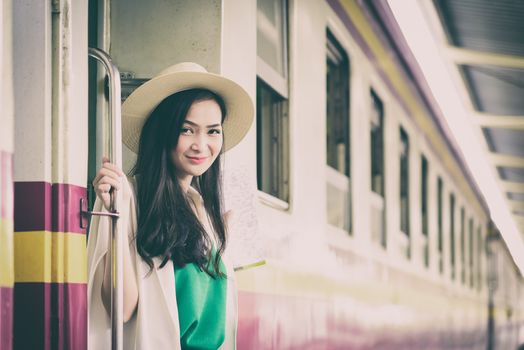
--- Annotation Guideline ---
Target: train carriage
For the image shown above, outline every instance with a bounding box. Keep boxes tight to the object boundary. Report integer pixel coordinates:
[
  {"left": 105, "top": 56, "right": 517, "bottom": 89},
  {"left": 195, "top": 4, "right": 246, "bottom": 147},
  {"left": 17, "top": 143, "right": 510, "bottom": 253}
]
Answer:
[{"left": 1, "top": 0, "right": 524, "bottom": 349}]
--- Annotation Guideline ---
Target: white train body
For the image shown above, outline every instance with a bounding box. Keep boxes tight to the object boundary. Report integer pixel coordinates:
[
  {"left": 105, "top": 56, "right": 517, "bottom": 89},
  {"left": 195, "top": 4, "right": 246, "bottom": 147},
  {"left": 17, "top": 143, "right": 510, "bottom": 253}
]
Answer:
[{"left": 1, "top": 0, "right": 523, "bottom": 349}]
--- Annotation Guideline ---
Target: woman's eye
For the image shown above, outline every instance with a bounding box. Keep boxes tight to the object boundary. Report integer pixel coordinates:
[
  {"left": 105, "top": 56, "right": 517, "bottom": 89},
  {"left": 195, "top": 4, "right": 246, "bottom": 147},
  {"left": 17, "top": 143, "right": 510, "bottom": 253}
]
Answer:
[
  {"left": 180, "top": 128, "right": 193, "bottom": 135},
  {"left": 209, "top": 129, "right": 222, "bottom": 135}
]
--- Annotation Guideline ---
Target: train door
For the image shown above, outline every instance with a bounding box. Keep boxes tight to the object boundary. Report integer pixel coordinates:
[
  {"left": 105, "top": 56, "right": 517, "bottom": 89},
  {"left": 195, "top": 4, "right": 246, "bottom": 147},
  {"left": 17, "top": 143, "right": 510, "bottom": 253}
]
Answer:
[
  {"left": 85, "top": 0, "right": 257, "bottom": 348},
  {"left": 86, "top": 13, "right": 229, "bottom": 347}
]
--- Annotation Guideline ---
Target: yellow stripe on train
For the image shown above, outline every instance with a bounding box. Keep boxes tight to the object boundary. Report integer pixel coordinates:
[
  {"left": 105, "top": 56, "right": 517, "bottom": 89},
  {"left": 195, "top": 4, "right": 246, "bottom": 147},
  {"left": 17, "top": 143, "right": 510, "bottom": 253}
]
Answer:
[
  {"left": 236, "top": 259, "right": 486, "bottom": 320},
  {"left": 0, "top": 218, "right": 14, "bottom": 287},
  {"left": 338, "top": 0, "right": 483, "bottom": 217},
  {"left": 14, "top": 230, "right": 87, "bottom": 283}
]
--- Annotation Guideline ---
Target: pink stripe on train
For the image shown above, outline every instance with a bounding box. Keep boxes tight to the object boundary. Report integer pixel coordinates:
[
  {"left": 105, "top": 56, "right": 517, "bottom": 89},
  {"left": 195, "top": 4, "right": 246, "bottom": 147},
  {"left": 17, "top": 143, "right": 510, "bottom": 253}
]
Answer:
[
  {"left": 14, "top": 182, "right": 87, "bottom": 234},
  {"left": 13, "top": 283, "right": 86, "bottom": 350},
  {"left": 13, "top": 180, "right": 87, "bottom": 349},
  {"left": 236, "top": 290, "right": 488, "bottom": 349},
  {"left": 0, "top": 287, "right": 13, "bottom": 350},
  {"left": 1, "top": 151, "right": 14, "bottom": 350}
]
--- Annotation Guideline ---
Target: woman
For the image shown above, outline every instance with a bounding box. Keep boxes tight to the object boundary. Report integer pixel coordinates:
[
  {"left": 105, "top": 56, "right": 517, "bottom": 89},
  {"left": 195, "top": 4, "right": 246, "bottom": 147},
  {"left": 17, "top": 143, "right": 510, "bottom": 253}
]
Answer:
[{"left": 87, "top": 62, "right": 254, "bottom": 349}]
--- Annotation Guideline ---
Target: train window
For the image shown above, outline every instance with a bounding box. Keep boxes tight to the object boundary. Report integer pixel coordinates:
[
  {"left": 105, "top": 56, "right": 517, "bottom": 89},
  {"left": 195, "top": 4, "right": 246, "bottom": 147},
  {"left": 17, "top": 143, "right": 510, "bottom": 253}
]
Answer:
[
  {"left": 256, "top": 0, "right": 290, "bottom": 203},
  {"left": 370, "top": 90, "right": 384, "bottom": 197},
  {"left": 437, "top": 177, "right": 443, "bottom": 273},
  {"left": 469, "top": 218, "right": 474, "bottom": 288},
  {"left": 399, "top": 128, "right": 410, "bottom": 257},
  {"left": 256, "top": 79, "right": 289, "bottom": 202},
  {"left": 326, "top": 30, "right": 351, "bottom": 233},
  {"left": 477, "top": 225, "right": 482, "bottom": 291},
  {"left": 421, "top": 155, "right": 429, "bottom": 267},
  {"left": 257, "top": 0, "right": 288, "bottom": 97},
  {"left": 449, "top": 193, "right": 456, "bottom": 279},
  {"left": 460, "top": 207, "right": 465, "bottom": 284},
  {"left": 370, "top": 90, "right": 386, "bottom": 247}
]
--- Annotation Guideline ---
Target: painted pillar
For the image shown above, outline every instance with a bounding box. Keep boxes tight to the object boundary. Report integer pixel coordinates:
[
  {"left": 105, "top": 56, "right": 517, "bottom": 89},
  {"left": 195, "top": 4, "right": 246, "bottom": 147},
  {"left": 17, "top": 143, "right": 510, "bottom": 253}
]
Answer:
[
  {"left": 0, "top": 0, "right": 14, "bottom": 349},
  {"left": 12, "top": 1, "right": 88, "bottom": 349}
]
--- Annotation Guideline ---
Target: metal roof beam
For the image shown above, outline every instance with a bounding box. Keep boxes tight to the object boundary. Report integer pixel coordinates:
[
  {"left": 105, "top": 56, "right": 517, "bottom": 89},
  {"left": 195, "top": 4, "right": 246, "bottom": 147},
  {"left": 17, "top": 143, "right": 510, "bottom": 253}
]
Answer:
[
  {"left": 489, "top": 153, "right": 524, "bottom": 168},
  {"left": 509, "top": 200, "right": 524, "bottom": 211},
  {"left": 445, "top": 45, "right": 524, "bottom": 69},
  {"left": 500, "top": 180, "right": 524, "bottom": 192},
  {"left": 474, "top": 113, "right": 524, "bottom": 129}
]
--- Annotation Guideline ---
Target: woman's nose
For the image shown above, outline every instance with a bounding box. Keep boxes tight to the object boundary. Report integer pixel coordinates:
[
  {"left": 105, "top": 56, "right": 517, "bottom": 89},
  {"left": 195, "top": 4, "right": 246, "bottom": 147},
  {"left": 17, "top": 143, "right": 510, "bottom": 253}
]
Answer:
[{"left": 190, "top": 135, "right": 206, "bottom": 150}]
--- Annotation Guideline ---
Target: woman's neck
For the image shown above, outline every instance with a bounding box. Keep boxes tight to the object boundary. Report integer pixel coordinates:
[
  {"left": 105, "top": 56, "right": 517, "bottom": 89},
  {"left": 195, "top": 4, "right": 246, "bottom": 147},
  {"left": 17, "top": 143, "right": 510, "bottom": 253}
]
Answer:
[{"left": 178, "top": 175, "right": 193, "bottom": 193}]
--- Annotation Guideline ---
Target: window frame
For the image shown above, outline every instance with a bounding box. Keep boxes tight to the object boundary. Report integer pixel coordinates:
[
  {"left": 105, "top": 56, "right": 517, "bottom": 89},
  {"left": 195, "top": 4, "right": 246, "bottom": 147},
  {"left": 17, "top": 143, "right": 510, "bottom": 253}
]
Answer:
[
  {"left": 449, "top": 193, "right": 456, "bottom": 280},
  {"left": 460, "top": 206, "right": 466, "bottom": 284},
  {"left": 437, "top": 176, "right": 444, "bottom": 274},
  {"left": 369, "top": 88, "right": 386, "bottom": 248},
  {"left": 469, "top": 217, "right": 474, "bottom": 288},
  {"left": 325, "top": 29, "right": 352, "bottom": 233},
  {"left": 256, "top": 78, "right": 290, "bottom": 207},
  {"left": 256, "top": 0, "right": 290, "bottom": 207},
  {"left": 399, "top": 127, "right": 410, "bottom": 237},
  {"left": 421, "top": 155, "right": 429, "bottom": 267},
  {"left": 477, "top": 224, "right": 483, "bottom": 291},
  {"left": 370, "top": 89, "right": 385, "bottom": 198},
  {"left": 256, "top": 0, "right": 289, "bottom": 98},
  {"left": 420, "top": 155, "right": 429, "bottom": 235}
]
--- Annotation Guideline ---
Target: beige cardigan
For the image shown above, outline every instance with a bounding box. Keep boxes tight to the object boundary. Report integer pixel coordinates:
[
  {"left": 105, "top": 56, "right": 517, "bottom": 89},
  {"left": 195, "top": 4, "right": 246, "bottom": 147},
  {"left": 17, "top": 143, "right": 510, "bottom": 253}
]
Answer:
[{"left": 87, "top": 176, "right": 237, "bottom": 349}]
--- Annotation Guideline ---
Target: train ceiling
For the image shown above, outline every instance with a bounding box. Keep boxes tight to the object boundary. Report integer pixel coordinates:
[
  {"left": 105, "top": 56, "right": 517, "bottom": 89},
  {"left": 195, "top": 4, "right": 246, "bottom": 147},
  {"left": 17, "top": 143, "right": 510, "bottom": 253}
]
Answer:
[{"left": 384, "top": 0, "right": 524, "bottom": 273}]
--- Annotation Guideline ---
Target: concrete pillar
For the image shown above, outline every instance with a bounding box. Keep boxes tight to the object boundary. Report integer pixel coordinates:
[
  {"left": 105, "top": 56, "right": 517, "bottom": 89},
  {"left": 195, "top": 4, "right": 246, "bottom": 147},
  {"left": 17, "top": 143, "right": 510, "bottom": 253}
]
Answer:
[
  {"left": 0, "top": 0, "right": 14, "bottom": 348},
  {"left": 12, "top": 0, "right": 88, "bottom": 348}
]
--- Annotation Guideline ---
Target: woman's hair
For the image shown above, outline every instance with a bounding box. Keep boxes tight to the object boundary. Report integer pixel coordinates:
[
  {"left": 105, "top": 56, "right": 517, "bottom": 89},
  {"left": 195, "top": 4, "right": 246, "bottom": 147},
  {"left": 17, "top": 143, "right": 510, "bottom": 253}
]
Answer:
[{"left": 131, "top": 88, "right": 228, "bottom": 278}]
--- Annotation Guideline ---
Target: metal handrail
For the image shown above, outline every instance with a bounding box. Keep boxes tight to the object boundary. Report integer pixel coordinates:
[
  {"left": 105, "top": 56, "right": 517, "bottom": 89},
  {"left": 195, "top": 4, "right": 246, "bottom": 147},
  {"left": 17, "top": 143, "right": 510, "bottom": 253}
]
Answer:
[{"left": 88, "top": 47, "right": 123, "bottom": 350}]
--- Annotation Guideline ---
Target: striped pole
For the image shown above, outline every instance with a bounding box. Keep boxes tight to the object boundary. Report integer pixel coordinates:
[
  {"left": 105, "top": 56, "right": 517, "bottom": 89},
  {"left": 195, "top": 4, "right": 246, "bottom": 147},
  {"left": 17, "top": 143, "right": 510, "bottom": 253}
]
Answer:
[
  {"left": 0, "top": 0, "right": 14, "bottom": 348},
  {"left": 0, "top": 152, "right": 14, "bottom": 350},
  {"left": 13, "top": 183, "right": 87, "bottom": 349},
  {"left": 12, "top": 0, "right": 88, "bottom": 348}
]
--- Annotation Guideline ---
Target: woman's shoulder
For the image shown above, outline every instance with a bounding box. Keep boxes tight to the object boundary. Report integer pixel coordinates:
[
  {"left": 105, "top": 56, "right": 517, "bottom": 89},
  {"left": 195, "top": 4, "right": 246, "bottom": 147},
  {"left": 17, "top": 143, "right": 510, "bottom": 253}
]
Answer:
[
  {"left": 187, "top": 186, "right": 203, "bottom": 204},
  {"left": 120, "top": 174, "right": 138, "bottom": 205},
  {"left": 127, "top": 175, "right": 138, "bottom": 192}
]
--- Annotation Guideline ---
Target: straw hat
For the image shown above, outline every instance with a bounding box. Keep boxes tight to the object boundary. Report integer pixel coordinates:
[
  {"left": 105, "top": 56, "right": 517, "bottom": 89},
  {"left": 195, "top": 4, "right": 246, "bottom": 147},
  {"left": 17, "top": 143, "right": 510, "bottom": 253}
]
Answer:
[{"left": 122, "top": 62, "right": 254, "bottom": 153}]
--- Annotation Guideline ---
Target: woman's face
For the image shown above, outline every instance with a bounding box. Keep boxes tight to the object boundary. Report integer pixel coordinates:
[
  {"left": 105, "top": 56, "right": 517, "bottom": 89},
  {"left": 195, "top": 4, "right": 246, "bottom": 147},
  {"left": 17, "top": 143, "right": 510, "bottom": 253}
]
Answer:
[{"left": 171, "top": 99, "right": 224, "bottom": 187}]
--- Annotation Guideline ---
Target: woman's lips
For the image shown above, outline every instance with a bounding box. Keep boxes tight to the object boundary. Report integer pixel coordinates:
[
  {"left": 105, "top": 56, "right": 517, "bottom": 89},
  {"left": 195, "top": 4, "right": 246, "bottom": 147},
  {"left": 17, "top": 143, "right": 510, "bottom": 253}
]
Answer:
[{"left": 186, "top": 155, "right": 208, "bottom": 164}]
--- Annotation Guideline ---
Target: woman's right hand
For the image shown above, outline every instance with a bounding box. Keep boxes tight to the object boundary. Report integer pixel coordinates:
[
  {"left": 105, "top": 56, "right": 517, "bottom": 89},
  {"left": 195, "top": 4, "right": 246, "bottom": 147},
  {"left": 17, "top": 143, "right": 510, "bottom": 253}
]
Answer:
[
  {"left": 94, "top": 157, "right": 138, "bottom": 322},
  {"left": 92, "top": 157, "right": 124, "bottom": 211}
]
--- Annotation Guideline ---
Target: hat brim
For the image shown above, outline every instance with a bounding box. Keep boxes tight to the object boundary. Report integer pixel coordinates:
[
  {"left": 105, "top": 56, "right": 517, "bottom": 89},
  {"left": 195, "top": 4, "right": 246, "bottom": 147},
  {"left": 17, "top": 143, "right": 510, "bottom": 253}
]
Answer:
[{"left": 122, "top": 71, "right": 254, "bottom": 153}]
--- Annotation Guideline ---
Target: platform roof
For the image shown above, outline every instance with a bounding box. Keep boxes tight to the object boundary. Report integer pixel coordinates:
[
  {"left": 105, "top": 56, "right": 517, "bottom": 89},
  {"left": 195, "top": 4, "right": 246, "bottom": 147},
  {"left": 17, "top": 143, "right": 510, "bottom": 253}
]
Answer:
[{"left": 387, "top": 0, "right": 524, "bottom": 274}]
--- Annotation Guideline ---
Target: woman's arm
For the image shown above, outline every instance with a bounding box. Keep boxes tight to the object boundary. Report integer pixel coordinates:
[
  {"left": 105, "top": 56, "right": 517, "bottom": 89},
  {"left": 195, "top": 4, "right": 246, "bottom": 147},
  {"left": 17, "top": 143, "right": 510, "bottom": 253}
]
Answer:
[
  {"left": 93, "top": 158, "right": 139, "bottom": 323},
  {"left": 100, "top": 228, "right": 138, "bottom": 323}
]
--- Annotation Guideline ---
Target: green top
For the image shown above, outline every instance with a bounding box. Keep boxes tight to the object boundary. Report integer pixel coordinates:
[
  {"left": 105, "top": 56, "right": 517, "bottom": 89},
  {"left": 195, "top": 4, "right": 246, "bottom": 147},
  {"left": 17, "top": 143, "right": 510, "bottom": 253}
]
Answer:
[{"left": 174, "top": 248, "right": 228, "bottom": 350}]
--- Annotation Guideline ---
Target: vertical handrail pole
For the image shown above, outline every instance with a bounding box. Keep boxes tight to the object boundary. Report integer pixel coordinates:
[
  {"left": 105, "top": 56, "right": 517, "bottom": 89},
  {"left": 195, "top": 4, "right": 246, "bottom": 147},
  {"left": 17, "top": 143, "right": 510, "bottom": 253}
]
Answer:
[{"left": 88, "top": 47, "right": 123, "bottom": 350}]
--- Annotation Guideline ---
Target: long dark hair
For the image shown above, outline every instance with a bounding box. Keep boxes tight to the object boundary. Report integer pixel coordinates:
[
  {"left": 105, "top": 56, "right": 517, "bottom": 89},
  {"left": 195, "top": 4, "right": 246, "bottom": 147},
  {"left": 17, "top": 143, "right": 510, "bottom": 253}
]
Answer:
[{"left": 131, "top": 88, "right": 228, "bottom": 278}]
